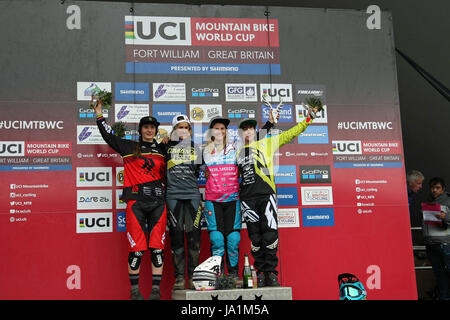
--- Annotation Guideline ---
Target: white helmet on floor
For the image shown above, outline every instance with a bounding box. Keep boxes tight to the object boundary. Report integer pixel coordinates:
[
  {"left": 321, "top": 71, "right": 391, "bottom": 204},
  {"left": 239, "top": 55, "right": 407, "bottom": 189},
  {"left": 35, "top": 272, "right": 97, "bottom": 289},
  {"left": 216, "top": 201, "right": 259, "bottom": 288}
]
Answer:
[{"left": 192, "top": 256, "right": 222, "bottom": 291}]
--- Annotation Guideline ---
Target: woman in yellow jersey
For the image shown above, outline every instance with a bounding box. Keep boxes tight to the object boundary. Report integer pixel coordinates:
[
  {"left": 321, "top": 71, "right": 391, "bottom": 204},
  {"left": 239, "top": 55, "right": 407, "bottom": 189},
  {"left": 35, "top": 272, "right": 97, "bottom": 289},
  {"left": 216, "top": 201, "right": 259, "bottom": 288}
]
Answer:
[{"left": 236, "top": 107, "right": 316, "bottom": 287}]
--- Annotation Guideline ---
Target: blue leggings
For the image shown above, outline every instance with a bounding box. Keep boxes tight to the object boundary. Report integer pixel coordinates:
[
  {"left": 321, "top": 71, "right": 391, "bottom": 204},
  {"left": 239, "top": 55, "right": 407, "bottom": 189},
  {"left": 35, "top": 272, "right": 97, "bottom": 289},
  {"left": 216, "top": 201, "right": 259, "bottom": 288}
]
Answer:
[{"left": 204, "top": 200, "right": 241, "bottom": 274}]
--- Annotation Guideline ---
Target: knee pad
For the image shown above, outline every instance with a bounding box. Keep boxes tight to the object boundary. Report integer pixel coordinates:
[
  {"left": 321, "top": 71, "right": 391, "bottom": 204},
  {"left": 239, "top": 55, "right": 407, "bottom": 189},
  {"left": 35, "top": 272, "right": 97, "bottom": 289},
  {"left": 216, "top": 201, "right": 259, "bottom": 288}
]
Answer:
[
  {"left": 128, "top": 251, "right": 144, "bottom": 271},
  {"left": 226, "top": 231, "right": 241, "bottom": 249},
  {"left": 150, "top": 248, "right": 164, "bottom": 268},
  {"left": 172, "top": 246, "right": 184, "bottom": 256},
  {"left": 209, "top": 231, "right": 225, "bottom": 257}
]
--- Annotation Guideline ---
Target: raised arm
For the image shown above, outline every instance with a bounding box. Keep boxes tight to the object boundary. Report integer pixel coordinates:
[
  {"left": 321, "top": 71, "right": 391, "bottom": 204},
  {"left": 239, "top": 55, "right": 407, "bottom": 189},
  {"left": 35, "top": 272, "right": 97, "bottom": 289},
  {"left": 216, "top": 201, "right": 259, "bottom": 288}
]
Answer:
[{"left": 93, "top": 98, "right": 133, "bottom": 156}]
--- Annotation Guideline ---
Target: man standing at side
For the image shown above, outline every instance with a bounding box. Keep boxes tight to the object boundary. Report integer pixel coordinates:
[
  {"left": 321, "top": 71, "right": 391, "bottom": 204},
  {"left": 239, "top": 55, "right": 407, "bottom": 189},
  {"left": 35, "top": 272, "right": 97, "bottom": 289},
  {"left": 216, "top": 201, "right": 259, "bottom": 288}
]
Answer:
[
  {"left": 421, "top": 177, "right": 450, "bottom": 300},
  {"left": 407, "top": 170, "right": 425, "bottom": 217}
]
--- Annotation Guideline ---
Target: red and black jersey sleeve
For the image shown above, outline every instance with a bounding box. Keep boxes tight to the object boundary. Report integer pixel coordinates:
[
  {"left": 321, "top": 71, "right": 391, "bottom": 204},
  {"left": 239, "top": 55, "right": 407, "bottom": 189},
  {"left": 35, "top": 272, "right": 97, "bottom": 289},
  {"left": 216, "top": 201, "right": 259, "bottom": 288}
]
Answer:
[
  {"left": 96, "top": 114, "right": 135, "bottom": 156},
  {"left": 96, "top": 115, "right": 167, "bottom": 202}
]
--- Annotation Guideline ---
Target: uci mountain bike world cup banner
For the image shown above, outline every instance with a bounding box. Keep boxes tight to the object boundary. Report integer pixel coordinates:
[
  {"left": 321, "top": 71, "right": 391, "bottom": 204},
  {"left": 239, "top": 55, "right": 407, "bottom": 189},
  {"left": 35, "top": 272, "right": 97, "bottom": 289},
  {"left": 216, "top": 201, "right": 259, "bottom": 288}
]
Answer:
[{"left": 125, "top": 16, "right": 280, "bottom": 74}]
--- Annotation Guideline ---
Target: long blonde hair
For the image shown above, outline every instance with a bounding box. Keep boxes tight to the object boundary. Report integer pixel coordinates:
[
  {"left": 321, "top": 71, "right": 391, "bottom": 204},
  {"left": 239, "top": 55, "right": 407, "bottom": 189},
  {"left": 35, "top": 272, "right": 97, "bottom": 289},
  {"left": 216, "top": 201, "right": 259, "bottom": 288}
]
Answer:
[{"left": 204, "top": 125, "right": 228, "bottom": 154}]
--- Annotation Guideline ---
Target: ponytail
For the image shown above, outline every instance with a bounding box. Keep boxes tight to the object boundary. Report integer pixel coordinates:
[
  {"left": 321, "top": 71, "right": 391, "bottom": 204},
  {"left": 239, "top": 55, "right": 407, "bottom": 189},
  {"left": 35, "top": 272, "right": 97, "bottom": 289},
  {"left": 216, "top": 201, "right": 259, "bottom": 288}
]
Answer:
[{"left": 133, "top": 136, "right": 143, "bottom": 157}]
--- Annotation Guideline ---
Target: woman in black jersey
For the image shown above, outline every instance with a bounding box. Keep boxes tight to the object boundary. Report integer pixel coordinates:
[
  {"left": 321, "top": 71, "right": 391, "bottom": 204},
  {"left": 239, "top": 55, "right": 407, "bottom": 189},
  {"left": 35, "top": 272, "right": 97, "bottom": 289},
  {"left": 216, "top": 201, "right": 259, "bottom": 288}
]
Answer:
[{"left": 166, "top": 115, "right": 203, "bottom": 291}]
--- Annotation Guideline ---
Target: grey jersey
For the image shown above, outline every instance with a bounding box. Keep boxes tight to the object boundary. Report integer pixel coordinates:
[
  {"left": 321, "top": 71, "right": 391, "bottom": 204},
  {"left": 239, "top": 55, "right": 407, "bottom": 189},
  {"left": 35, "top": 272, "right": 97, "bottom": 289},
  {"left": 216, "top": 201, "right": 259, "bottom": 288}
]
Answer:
[{"left": 166, "top": 139, "right": 202, "bottom": 200}]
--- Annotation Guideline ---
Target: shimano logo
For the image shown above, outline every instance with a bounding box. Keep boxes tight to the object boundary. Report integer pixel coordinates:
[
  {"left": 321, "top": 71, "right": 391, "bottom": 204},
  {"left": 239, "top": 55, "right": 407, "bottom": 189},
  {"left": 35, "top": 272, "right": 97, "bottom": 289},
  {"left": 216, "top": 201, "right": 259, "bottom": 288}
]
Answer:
[{"left": 119, "top": 89, "right": 145, "bottom": 95}]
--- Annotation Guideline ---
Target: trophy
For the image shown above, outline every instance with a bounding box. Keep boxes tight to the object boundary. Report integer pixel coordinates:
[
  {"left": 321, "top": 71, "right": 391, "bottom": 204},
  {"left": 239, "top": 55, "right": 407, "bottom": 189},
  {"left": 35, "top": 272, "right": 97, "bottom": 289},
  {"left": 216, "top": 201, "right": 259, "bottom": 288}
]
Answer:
[
  {"left": 262, "top": 92, "right": 283, "bottom": 124},
  {"left": 87, "top": 84, "right": 112, "bottom": 109},
  {"left": 304, "top": 97, "right": 324, "bottom": 119}
]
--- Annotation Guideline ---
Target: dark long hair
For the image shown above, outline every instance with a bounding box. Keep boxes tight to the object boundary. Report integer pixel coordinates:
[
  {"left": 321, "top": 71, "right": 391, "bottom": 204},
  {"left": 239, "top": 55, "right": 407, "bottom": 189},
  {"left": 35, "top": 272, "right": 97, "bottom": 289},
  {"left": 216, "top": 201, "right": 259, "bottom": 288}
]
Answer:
[{"left": 133, "top": 136, "right": 143, "bottom": 157}]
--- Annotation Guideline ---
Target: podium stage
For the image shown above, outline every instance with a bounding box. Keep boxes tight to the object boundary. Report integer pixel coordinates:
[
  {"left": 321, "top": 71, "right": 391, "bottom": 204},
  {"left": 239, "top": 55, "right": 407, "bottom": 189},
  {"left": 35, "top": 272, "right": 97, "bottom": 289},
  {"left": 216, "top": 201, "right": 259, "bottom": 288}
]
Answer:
[{"left": 172, "top": 287, "right": 292, "bottom": 300}]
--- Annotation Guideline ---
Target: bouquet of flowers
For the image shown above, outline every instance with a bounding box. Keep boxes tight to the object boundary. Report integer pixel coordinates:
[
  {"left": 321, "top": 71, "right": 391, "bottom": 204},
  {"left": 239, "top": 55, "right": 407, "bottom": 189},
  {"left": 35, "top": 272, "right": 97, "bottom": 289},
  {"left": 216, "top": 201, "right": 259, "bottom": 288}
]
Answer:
[
  {"left": 88, "top": 88, "right": 112, "bottom": 109},
  {"left": 111, "top": 122, "right": 127, "bottom": 138}
]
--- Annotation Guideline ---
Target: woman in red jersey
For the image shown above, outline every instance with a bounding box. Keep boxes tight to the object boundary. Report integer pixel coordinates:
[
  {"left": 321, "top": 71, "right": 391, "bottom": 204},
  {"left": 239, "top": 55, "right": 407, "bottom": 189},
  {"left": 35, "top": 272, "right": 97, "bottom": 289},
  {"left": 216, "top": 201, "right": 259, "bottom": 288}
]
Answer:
[{"left": 94, "top": 99, "right": 167, "bottom": 300}]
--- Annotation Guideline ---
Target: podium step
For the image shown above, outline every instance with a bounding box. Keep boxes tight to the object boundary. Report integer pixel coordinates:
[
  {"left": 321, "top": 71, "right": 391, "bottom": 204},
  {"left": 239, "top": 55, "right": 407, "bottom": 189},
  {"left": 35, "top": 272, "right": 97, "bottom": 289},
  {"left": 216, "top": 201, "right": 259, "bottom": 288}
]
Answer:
[{"left": 172, "top": 287, "right": 292, "bottom": 300}]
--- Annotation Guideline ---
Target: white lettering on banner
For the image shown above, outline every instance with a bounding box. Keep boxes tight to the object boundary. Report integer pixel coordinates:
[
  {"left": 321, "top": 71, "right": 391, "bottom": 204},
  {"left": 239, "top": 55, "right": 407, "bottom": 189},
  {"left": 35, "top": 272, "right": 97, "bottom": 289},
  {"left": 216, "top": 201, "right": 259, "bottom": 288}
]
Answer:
[
  {"left": 66, "top": 265, "right": 81, "bottom": 290},
  {"left": 10, "top": 184, "right": 48, "bottom": 189},
  {"left": 355, "top": 179, "right": 387, "bottom": 184},
  {"left": 0, "top": 120, "right": 64, "bottom": 130},
  {"left": 66, "top": 5, "right": 81, "bottom": 30},
  {"left": 10, "top": 217, "right": 27, "bottom": 223},
  {"left": 119, "top": 89, "right": 144, "bottom": 95},
  {"left": 337, "top": 121, "right": 393, "bottom": 130},
  {"left": 297, "top": 89, "right": 324, "bottom": 95},
  {"left": 366, "top": 5, "right": 381, "bottom": 30},
  {"left": 196, "top": 22, "right": 251, "bottom": 32},
  {"left": 133, "top": 49, "right": 202, "bottom": 59},
  {"left": 366, "top": 265, "right": 381, "bottom": 289}
]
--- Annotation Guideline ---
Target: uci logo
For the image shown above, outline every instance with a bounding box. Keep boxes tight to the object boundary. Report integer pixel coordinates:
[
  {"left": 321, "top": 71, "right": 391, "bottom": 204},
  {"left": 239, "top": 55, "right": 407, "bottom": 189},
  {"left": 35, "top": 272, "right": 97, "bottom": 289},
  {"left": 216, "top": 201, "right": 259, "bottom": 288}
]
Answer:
[
  {"left": 332, "top": 140, "right": 362, "bottom": 155},
  {"left": 0, "top": 141, "right": 25, "bottom": 156},
  {"left": 77, "top": 213, "right": 113, "bottom": 233},
  {"left": 263, "top": 88, "right": 290, "bottom": 98},
  {"left": 260, "top": 84, "right": 293, "bottom": 102},
  {"left": 79, "top": 217, "right": 111, "bottom": 228},
  {"left": 79, "top": 172, "right": 110, "bottom": 182},
  {"left": 127, "top": 16, "right": 192, "bottom": 45}
]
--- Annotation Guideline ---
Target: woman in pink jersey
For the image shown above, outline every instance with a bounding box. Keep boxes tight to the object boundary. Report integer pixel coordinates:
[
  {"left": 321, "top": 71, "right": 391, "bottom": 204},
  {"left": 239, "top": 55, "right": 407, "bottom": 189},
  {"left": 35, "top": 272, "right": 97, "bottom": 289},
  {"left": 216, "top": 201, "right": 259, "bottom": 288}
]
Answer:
[{"left": 203, "top": 116, "right": 274, "bottom": 286}]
